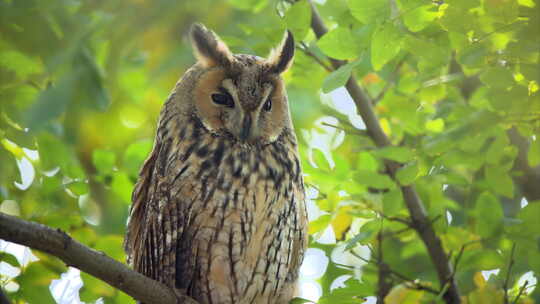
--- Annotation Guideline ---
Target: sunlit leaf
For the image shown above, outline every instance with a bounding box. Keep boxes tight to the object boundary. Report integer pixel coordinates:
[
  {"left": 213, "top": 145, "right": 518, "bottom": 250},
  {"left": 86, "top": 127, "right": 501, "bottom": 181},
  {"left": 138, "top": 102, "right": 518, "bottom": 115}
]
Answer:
[
  {"left": 309, "top": 214, "right": 332, "bottom": 235},
  {"left": 348, "top": 0, "right": 390, "bottom": 24},
  {"left": 111, "top": 172, "right": 134, "bottom": 204},
  {"left": 284, "top": 0, "right": 311, "bottom": 40},
  {"left": 322, "top": 61, "right": 360, "bottom": 93},
  {"left": 318, "top": 27, "right": 361, "bottom": 60},
  {"left": 357, "top": 151, "right": 378, "bottom": 172},
  {"left": 345, "top": 219, "right": 380, "bottom": 249},
  {"left": 92, "top": 149, "right": 116, "bottom": 174},
  {"left": 371, "top": 22, "right": 403, "bottom": 71},
  {"left": 384, "top": 284, "right": 424, "bottom": 303}
]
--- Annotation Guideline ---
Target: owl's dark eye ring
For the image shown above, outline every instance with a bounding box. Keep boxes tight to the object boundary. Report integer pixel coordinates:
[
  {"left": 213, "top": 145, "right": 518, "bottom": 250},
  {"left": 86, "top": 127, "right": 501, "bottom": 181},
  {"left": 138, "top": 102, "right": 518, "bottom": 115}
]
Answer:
[
  {"left": 211, "top": 92, "right": 234, "bottom": 108},
  {"left": 263, "top": 97, "right": 272, "bottom": 112}
]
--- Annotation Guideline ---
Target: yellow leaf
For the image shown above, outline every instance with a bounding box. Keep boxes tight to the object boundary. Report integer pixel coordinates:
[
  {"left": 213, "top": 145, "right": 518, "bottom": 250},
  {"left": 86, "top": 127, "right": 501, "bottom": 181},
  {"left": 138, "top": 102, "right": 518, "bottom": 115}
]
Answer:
[
  {"left": 385, "top": 284, "right": 424, "bottom": 304},
  {"left": 380, "top": 118, "right": 392, "bottom": 136},
  {"left": 467, "top": 285, "right": 504, "bottom": 304},
  {"left": 473, "top": 272, "right": 486, "bottom": 288},
  {"left": 1, "top": 138, "right": 24, "bottom": 160},
  {"left": 331, "top": 207, "right": 353, "bottom": 240}
]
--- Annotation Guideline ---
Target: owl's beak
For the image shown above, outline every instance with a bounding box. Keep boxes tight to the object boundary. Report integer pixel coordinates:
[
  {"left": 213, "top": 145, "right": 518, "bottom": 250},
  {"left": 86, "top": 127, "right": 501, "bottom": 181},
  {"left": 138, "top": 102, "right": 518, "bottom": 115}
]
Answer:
[{"left": 239, "top": 115, "right": 252, "bottom": 141}]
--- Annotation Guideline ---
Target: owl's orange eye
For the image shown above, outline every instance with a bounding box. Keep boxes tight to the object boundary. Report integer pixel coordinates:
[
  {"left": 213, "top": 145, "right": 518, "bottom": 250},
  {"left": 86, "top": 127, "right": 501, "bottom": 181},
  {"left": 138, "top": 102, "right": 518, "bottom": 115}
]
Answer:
[
  {"left": 263, "top": 97, "right": 272, "bottom": 112},
  {"left": 211, "top": 92, "right": 234, "bottom": 108}
]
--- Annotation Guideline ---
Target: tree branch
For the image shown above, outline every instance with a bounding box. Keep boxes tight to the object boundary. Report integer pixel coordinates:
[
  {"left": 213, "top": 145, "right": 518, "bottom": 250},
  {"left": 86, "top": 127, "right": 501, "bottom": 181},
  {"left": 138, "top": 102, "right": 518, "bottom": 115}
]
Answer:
[
  {"left": 308, "top": 2, "right": 461, "bottom": 303},
  {"left": 0, "top": 213, "right": 198, "bottom": 304},
  {"left": 508, "top": 128, "right": 540, "bottom": 203},
  {"left": 0, "top": 287, "right": 11, "bottom": 304}
]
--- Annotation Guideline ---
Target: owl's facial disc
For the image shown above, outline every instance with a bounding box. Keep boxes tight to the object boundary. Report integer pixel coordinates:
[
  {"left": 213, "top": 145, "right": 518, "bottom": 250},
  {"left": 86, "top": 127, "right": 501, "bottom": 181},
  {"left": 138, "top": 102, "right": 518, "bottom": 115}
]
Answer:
[
  {"left": 220, "top": 78, "right": 275, "bottom": 143},
  {"left": 193, "top": 66, "right": 288, "bottom": 145},
  {"left": 190, "top": 25, "right": 294, "bottom": 146}
]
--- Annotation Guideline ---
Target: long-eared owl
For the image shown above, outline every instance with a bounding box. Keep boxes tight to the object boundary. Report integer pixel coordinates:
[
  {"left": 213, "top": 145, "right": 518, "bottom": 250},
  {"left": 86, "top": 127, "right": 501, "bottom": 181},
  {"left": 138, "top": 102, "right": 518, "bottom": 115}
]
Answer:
[{"left": 124, "top": 24, "right": 308, "bottom": 304}]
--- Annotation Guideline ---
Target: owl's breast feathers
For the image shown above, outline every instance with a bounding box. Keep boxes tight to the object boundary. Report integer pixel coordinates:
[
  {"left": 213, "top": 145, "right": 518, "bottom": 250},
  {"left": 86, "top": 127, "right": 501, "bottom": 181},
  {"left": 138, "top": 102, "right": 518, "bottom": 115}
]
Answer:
[{"left": 125, "top": 112, "right": 307, "bottom": 304}]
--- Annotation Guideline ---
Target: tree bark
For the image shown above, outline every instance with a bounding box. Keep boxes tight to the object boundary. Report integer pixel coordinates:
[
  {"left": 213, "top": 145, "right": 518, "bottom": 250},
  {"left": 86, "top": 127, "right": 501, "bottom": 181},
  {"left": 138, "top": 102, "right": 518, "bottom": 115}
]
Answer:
[{"left": 0, "top": 213, "right": 198, "bottom": 304}]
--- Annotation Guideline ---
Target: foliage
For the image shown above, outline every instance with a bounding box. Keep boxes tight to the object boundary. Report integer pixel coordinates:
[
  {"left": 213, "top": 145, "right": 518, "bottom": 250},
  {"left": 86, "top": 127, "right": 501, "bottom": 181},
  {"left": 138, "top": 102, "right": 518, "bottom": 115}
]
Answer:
[{"left": 1, "top": 0, "right": 539, "bottom": 303}]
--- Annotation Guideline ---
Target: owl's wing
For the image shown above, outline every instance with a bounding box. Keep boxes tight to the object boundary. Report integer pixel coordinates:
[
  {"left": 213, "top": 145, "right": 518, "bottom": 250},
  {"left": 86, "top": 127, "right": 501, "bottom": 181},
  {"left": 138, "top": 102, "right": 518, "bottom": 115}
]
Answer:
[
  {"left": 124, "top": 136, "right": 181, "bottom": 285},
  {"left": 290, "top": 185, "right": 308, "bottom": 279}
]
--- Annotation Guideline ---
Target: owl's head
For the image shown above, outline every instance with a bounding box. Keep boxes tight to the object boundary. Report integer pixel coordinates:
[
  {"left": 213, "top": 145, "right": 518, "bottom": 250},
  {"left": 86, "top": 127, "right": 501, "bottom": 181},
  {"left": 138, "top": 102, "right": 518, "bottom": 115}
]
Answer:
[{"left": 186, "top": 23, "right": 295, "bottom": 146}]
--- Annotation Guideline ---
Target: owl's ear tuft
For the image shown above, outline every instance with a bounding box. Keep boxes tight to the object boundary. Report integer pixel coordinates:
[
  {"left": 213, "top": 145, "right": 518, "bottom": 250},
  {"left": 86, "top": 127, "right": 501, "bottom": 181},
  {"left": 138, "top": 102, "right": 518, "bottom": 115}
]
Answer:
[
  {"left": 190, "top": 23, "right": 233, "bottom": 68},
  {"left": 267, "top": 30, "right": 295, "bottom": 74}
]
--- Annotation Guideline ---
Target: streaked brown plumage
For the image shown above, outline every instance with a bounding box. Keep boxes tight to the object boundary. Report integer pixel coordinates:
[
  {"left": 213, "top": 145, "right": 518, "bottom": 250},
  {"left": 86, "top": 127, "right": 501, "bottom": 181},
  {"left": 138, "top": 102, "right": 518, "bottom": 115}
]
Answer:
[{"left": 124, "top": 24, "right": 307, "bottom": 304}]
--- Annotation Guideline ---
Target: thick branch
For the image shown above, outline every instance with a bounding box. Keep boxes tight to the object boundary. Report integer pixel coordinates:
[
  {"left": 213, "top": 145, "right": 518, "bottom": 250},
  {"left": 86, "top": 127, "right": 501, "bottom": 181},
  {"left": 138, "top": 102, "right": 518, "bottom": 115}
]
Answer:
[
  {"left": 308, "top": 2, "right": 461, "bottom": 303},
  {"left": 0, "top": 288, "right": 11, "bottom": 304},
  {"left": 508, "top": 128, "right": 540, "bottom": 202},
  {"left": 0, "top": 213, "right": 198, "bottom": 304}
]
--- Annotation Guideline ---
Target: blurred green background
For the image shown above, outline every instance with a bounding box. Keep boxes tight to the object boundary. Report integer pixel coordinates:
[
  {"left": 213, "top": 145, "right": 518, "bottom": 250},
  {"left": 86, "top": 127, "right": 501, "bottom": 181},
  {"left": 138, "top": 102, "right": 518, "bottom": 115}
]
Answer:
[{"left": 1, "top": 0, "right": 539, "bottom": 303}]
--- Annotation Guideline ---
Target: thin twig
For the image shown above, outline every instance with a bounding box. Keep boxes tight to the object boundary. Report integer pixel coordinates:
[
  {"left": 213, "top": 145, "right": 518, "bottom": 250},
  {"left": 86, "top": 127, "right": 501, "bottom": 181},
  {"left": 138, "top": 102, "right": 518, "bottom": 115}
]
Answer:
[
  {"left": 504, "top": 243, "right": 517, "bottom": 304},
  {"left": 297, "top": 42, "right": 333, "bottom": 72},
  {"left": 320, "top": 122, "right": 367, "bottom": 135},
  {"left": 512, "top": 280, "right": 529, "bottom": 304}
]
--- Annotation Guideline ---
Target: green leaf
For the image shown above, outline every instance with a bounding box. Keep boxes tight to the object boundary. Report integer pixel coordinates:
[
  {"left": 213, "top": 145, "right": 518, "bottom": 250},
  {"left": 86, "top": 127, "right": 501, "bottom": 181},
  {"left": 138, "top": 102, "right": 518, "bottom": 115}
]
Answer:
[
  {"left": 346, "top": 220, "right": 380, "bottom": 249},
  {"left": 94, "top": 235, "right": 125, "bottom": 260},
  {"left": 355, "top": 170, "right": 395, "bottom": 189},
  {"left": 123, "top": 140, "right": 153, "bottom": 177},
  {"left": 396, "top": 162, "right": 419, "bottom": 185},
  {"left": 37, "top": 132, "right": 75, "bottom": 172},
  {"left": 439, "top": 6, "right": 476, "bottom": 34},
  {"left": 457, "top": 42, "right": 489, "bottom": 68},
  {"left": 425, "top": 118, "right": 445, "bottom": 133},
  {"left": 461, "top": 249, "right": 504, "bottom": 271},
  {"left": 322, "top": 61, "right": 357, "bottom": 93},
  {"left": 374, "top": 146, "right": 415, "bottom": 163},
  {"left": 484, "top": 0, "right": 519, "bottom": 24},
  {"left": 66, "top": 180, "right": 89, "bottom": 196},
  {"left": 475, "top": 192, "right": 503, "bottom": 238},
  {"left": 383, "top": 189, "right": 404, "bottom": 216},
  {"left": 348, "top": 0, "right": 390, "bottom": 24},
  {"left": 228, "top": 0, "right": 267, "bottom": 12},
  {"left": 485, "top": 133, "right": 509, "bottom": 165},
  {"left": 528, "top": 139, "right": 540, "bottom": 167},
  {"left": 480, "top": 67, "right": 515, "bottom": 89},
  {"left": 112, "top": 172, "right": 134, "bottom": 204},
  {"left": 357, "top": 151, "right": 379, "bottom": 172},
  {"left": 284, "top": 0, "right": 311, "bottom": 40},
  {"left": 319, "top": 278, "right": 374, "bottom": 303},
  {"left": 371, "top": 22, "right": 403, "bottom": 70},
  {"left": 312, "top": 148, "right": 332, "bottom": 171},
  {"left": 25, "top": 76, "right": 76, "bottom": 130},
  {"left": 318, "top": 27, "right": 361, "bottom": 60},
  {"left": 404, "top": 36, "right": 449, "bottom": 73},
  {"left": 0, "top": 50, "right": 44, "bottom": 79},
  {"left": 74, "top": 49, "right": 110, "bottom": 111},
  {"left": 485, "top": 166, "right": 514, "bottom": 198},
  {"left": 400, "top": 3, "right": 437, "bottom": 32},
  {"left": 309, "top": 214, "right": 332, "bottom": 234},
  {"left": 92, "top": 149, "right": 116, "bottom": 174},
  {"left": 17, "top": 263, "right": 59, "bottom": 304},
  {"left": 289, "top": 298, "right": 312, "bottom": 304}
]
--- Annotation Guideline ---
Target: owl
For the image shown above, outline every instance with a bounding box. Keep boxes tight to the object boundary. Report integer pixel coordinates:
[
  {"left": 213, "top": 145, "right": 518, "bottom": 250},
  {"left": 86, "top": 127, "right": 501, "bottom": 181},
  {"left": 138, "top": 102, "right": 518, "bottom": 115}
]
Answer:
[{"left": 124, "top": 23, "right": 308, "bottom": 304}]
